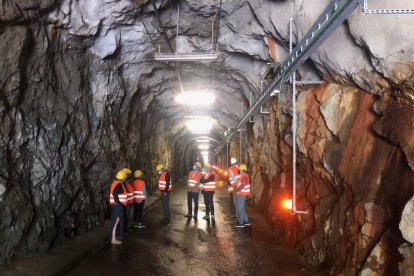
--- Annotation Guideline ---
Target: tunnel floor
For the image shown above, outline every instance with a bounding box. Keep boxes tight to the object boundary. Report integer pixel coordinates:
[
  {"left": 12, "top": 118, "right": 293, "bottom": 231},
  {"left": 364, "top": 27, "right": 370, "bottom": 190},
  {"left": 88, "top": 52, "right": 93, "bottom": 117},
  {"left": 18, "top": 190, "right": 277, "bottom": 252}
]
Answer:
[{"left": 68, "top": 184, "right": 323, "bottom": 276}]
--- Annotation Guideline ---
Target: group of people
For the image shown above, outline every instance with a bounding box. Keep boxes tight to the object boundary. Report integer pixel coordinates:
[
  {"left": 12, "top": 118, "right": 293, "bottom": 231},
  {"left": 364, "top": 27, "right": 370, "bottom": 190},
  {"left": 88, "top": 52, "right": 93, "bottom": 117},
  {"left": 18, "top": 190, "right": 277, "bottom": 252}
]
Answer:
[
  {"left": 184, "top": 157, "right": 250, "bottom": 228},
  {"left": 109, "top": 168, "right": 147, "bottom": 245},
  {"left": 109, "top": 157, "right": 251, "bottom": 245}
]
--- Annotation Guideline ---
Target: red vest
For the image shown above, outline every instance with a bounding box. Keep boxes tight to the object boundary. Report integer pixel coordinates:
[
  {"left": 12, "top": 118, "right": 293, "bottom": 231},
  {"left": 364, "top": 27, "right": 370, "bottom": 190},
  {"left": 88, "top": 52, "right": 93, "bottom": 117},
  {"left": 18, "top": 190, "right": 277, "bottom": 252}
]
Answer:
[
  {"left": 132, "top": 179, "right": 145, "bottom": 202},
  {"left": 202, "top": 172, "right": 216, "bottom": 192},
  {"left": 125, "top": 181, "right": 134, "bottom": 205},
  {"left": 158, "top": 171, "right": 172, "bottom": 191},
  {"left": 188, "top": 171, "right": 201, "bottom": 189},
  {"left": 228, "top": 166, "right": 240, "bottom": 193},
  {"left": 109, "top": 180, "right": 127, "bottom": 205},
  {"left": 239, "top": 173, "right": 251, "bottom": 196}
]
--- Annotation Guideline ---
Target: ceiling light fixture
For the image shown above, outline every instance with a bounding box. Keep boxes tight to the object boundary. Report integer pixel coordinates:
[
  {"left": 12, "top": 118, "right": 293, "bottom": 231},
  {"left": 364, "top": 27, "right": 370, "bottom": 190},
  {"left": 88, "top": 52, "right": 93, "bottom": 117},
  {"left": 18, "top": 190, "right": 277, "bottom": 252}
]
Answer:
[
  {"left": 186, "top": 117, "right": 214, "bottom": 134},
  {"left": 175, "top": 91, "right": 215, "bottom": 106},
  {"left": 198, "top": 144, "right": 210, "bottom": 150}
]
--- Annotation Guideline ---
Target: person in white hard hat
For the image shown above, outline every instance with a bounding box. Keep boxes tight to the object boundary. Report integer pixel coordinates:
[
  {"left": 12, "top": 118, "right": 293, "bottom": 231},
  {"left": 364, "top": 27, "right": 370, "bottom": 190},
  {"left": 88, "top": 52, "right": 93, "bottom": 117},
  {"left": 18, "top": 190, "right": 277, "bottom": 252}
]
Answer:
[{"left": 228, "top": 157, "right": 240, "bottom": 218}]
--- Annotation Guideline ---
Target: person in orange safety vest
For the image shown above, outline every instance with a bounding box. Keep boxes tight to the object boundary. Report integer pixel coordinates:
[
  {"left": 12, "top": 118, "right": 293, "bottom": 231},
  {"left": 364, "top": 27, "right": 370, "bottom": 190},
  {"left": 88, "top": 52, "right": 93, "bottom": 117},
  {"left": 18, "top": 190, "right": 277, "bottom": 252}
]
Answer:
[
  {"left": 201, "top": 163, "right": 216, "bottom": 219},
  {"left": 157, "top": 164, "right": 172, "bottom": 223},
  {"left": 234, "top": 164, "right": 251, "bottom": 228},
  {"left": 121, "top": 168, "right": 134, "bottom": 232},
  {"left": 109, "top": 170, "right": 128, "bottom": 244},
  {"left": 132, "top": 170, "right": 147, "bottom": 228},
  {"left": 228, "top": 157, "right": 240, "bottom": 218},
  {"left": 184, "top": 162, "right": 203, "bottom": 219}
]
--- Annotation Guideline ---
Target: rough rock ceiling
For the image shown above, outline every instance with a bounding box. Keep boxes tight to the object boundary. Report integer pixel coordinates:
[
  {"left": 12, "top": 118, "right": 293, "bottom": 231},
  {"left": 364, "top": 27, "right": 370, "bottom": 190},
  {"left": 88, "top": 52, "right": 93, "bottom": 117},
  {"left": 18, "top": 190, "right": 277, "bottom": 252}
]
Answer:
[{"left": 44, "top": 0, "right": 414, "bottom": 154}]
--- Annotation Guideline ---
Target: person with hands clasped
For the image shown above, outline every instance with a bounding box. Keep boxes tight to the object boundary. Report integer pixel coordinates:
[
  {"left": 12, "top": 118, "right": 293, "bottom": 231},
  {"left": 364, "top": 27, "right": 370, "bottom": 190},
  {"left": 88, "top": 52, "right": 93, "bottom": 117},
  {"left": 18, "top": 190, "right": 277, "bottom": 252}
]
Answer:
[{"left": 157, "top": 164, "right": 172, "bottom": 223}]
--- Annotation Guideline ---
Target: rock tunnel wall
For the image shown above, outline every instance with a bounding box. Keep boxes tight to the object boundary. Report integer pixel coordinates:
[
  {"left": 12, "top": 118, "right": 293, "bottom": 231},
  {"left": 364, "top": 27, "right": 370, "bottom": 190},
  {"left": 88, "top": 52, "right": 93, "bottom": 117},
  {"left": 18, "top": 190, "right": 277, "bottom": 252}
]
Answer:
[
  {"left": 0, "top": 1, "right": 175, "bottom": 263},
  {"left": 232, "top": 83, "right": 414, "bottom": 274}
]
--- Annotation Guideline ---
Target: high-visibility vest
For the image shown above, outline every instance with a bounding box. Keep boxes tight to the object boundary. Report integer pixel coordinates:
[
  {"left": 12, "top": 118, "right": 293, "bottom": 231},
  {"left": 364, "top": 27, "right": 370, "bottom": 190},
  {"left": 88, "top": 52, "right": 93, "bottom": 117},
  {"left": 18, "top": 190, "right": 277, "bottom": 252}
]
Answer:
[
  {"left": 228, "top": 166, "right": 240, "bottom": 193},
  {"left": 203, "top": 172, "right": 216, "bottom": 192},
  {"left": 188, "top": 171, "right": 201, "bottom": 189},
  {"left": 125, "top": 181, "right": 134, "bottom": 205},
  {"left": 159, "top": 171, "right": 172, "bottom": 191},
  {"left": 132, "top": 179, "right": 145, "bottom": 202},
  {"left": 109, "top": 180, "right": 128, "bottom": 205},
  {"left": 239, "top": 173, "right": 251, "bottom": 196}
]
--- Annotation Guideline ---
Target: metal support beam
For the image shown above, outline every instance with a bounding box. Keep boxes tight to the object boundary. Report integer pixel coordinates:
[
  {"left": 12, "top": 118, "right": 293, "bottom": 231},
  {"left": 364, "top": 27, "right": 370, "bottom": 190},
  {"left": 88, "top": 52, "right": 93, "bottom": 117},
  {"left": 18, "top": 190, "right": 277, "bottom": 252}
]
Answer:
[{"left": 214, "top": 0, "right": 360, "bottom": 154}]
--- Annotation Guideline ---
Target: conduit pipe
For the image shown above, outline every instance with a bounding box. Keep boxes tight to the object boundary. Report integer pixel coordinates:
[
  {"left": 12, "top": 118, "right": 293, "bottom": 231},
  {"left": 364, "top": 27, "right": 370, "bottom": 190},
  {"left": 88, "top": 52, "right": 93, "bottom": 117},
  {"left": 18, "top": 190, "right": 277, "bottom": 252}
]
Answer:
[{"left": 289, "top": 17, "right": 308, "bottom": 215}]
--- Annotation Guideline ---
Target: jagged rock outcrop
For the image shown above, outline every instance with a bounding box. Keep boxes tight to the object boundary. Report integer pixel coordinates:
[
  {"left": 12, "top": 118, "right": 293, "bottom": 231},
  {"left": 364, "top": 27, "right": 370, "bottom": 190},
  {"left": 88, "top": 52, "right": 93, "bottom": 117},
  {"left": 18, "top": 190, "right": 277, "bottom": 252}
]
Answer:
[{"left": 1, "top": 0, "right": 414, "bottom": 274}]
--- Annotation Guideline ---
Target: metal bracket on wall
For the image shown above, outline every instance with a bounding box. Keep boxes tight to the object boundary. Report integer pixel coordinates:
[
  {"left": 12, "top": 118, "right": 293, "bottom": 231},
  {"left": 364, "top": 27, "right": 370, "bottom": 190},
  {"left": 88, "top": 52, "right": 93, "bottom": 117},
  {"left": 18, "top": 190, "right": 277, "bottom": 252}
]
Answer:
[
  {"left": 260, "top": 106, "right": 270, "bottom": 114},
  {"left": 362, "top": 0, "right": 414, "bottom": 14},
  {"left": 288, "top": 18, "right": 323, "bottom": 87}
]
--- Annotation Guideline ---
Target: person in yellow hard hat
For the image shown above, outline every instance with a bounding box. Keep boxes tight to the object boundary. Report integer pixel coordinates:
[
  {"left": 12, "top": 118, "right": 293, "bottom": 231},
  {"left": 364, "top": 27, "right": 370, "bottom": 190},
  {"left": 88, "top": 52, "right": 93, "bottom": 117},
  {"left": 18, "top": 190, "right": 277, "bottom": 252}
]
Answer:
[
  {"left": 132, "top": 170, "right": 147, "bottom": 228},
  {"left": 184, "top": 162, "right": 203, "bottom": 219},
  {"left": 109, "top": 170, "right": 128, "bottom": 244},
  {"left": 201, "top": 163, "right": 216, "bottom": 219},
  {"left": 234, "top": 164, "right": 251, "bottom": 228},
  {"left": 121, "top": 168, "right": 134, "bottom": 232},
  {"left": 228, "top": 157, "right": 240, "bottom": 219},
  {"left": 157, "top": 164, "right": 172, "bottom": 223}
]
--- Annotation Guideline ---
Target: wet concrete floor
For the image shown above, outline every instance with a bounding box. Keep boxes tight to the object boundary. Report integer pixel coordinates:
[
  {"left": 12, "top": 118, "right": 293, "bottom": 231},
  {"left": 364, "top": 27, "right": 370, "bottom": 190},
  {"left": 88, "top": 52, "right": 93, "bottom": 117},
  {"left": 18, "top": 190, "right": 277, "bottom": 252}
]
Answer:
[{"left": 68, "top": 184, "right": 324, "bottom": 276}]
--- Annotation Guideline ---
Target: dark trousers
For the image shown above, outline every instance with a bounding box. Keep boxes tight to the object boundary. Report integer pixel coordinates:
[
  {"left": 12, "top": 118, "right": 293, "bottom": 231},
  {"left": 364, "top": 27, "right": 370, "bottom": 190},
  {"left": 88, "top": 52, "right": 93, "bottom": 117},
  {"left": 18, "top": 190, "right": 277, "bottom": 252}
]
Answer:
[
  {"left": 187, "top": 191, "right": 199, "bottom": 215},
  {"left": 133, "top": 201, "right": 145, "bottom": 224},
  {"left": 203, "top": 191, "right": 215, "bottom": 215},
  {"left": 124, "top": 205, "right": 132, "bottom": 230},
  {"left": 229, "top": 192, "right": 235, "bottom": 215},
  {"left": 111, "top": 204, "right": 124, "bottom": 240},
  {"left": 161, "top": 192, "right": 170, "bottom": 219}
]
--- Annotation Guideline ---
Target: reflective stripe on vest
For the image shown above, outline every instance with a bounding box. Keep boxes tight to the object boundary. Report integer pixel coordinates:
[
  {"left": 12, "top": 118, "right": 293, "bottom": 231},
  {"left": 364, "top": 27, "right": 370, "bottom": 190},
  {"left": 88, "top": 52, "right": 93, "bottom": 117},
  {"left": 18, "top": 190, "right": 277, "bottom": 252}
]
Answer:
[
  {"left": 188, "top": 171, "right": 201, "bottom": 189},
  {"left": 203, "top": 172, "right": 216, "bottom": 191},
  {"left": 125, "top": 182, "right": 134, "bottom": 205},
  {"left": 132, "top": 179, "right": 145, "bottom": 202},
  {"left": 109, "top": 180, "right": 128, "bottom": 205},
  {"left": 159, "top": 171, "right": 172, "bottom": 191},
  {"left": 228, "top": 166, "right": 240, "bottom": 187},
  {"left": 239, "top": 173, "right": 250, "bottom": 196}
]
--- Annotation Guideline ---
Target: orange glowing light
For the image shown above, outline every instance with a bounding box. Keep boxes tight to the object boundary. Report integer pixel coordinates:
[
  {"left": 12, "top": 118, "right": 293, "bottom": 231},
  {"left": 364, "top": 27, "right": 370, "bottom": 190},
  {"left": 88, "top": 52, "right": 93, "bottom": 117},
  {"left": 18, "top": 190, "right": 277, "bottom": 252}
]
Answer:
[
  {"left": 224, "top": 172, "right": 228, "bottom": 176},
  {"left": 219, "top": 170, "right": 223, "bottom": 173},
  {"left": 282, "top": 199, "right": 293, "bottom": 210}
]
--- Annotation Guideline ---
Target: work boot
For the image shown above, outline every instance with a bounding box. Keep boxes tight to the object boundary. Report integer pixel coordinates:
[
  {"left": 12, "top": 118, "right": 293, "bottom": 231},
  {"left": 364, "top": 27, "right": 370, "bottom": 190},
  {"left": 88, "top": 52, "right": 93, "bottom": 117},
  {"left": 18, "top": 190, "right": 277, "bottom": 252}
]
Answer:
[
  {"left": 203, "top": 215, "right": 210, "bottom": 219},
  {"left": 210, "top": 214, "right": 215, "bottom": 219},
  {"left": 184, "top": 214, "right": 192, "bottom": 218},
  {"left": 193, "top": 214, "right": 197, "bottom": 219},
  {"left": 162, "top": 218, "right": 170, "bottom": 223}
]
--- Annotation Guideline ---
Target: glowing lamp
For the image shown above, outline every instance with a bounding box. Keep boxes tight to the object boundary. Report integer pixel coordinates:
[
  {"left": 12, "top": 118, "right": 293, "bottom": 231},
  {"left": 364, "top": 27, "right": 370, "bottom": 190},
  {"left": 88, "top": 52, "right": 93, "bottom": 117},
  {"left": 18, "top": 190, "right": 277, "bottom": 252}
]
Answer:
[
  {"left": 175, "top": 91, "right": 215, "bottom": 106},
  {"left": 198, "top": 144, "right": 210, "bottom": 150},
  {"left": 282, "top": 199, "right": 293, "bottom": 210},
  {"left": 186, "top": 117, "right": 214, "bottom": 134}
]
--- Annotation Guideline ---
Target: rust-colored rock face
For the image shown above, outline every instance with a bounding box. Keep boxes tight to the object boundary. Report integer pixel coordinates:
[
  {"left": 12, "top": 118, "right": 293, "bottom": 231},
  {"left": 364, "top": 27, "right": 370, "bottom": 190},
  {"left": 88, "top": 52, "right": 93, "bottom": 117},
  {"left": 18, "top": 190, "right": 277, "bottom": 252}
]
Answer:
[{"left": 238, "top": 83, "right": 414, "bottom": 274}]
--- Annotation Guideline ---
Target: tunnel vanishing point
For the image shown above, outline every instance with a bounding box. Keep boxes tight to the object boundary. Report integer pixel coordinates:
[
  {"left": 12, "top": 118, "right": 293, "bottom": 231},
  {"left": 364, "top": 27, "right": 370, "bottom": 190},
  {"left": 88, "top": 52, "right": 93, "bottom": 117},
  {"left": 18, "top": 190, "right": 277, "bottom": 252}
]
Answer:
[{"left": 1, "top": 0, "right": 414, "bottom": 275}]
